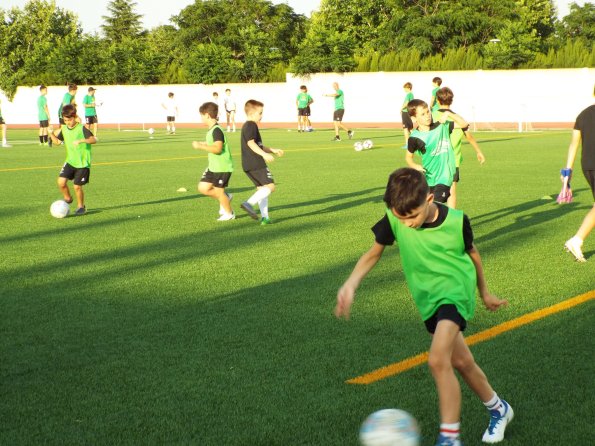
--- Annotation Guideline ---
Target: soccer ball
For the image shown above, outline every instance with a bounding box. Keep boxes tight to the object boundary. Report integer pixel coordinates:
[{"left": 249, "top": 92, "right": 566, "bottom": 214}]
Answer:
[
  {"left": 363, "top": 139, "right": 374, "bottom": 150},
  {"left": 354, "top": 141, "right": 364, "bottom": 152},
  {"left": 360, "top": 409, "right": 421, "bottom": 446},
  {"left": 50, "top": 200, "right": 70, "bottom": 219},
  {"left": 148, "top": 128, "right": 155, "bottom": 135}
]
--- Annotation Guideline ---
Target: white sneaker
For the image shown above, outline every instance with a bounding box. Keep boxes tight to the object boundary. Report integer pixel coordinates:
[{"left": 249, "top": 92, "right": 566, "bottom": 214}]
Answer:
[
  {"left": 482, "top": 400, "right": 513, "bottom": 443},
  {"left": 219, "top": 193, "right": 234, "bottom": 215},
  {"left": 565, "top": 237, "right": 586, "bottom": 262},
  {"left": 2, "top": 143, "right": 11, "bottom": 148},
  {"left": 217, "top": 212, "right": 235, "bottom": 221}
]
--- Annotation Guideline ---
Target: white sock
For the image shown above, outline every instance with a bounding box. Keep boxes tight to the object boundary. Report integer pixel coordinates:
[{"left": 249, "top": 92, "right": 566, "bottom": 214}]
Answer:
[
  {"left": 440, "top": 422, "right": 460, "bottom": 439},
  {"left": 258, "top": 197, "right": 269, "bottom": 219},
  {"left": 484, "top": 393, "right": 505, "bottom": 415},
  {"left": 247, "top": 187, "right": 271, "bottom": 206}
]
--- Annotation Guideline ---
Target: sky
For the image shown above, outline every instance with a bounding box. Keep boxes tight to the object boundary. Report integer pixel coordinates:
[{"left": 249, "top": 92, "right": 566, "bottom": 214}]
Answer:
[{"left": 1, "top": 0, "right": 586, "bottom": 34}]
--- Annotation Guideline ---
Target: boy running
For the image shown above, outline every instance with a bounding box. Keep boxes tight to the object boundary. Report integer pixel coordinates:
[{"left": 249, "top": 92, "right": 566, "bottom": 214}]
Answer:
[
  {"left": 192, "top": 102, "right": 235, "bottom": 221},
  {"left": 38, "top": 85, "right": 51, "bottom": 146},
  {"left": 335, "top": 167, "right": 513, "bottom": 446},
  {"left": 406, "top": 99, "right": 466, "bottom": 204},
  {"left": 433, "top": 87, "right": 485, "bottom": 208},
  {"left": 240, "top": 100, "right": 284, "bottom": 225},
  {"left": 49, "top": 104, "right": 97, "bottom": 215},
  {"left": 296, "top": 85, "right": 313, "bottom": 132}
]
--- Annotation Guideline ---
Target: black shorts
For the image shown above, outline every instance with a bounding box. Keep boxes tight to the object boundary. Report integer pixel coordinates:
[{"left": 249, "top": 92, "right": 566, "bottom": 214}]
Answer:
[
  {"left": 85, "top": 116, "right": 98, "bottom": 124},
  {"left": 167, "top": 116, "right": 175, "bottom": 122},
  {"left": 226, "top": 109, "right": 235, "bottom": 115},
  {"left": 424, "top": 304, "right": 467, "bottom": 334},
  {"left": 59, "top": 163, "right": 90, "bottom": 186},
  {"left": 200, "top": 169, "right": 232, "bottom": 188},
  {"left": 333, "top": 109, "right": 345, "bottom": 122},
  {"left": 244, "top": 167, "right": 274, "bottom": 187},
  {"left": 298, "top": 107, "right": 311, "bottom": 117},
  {"left": 39, "top": 120, "right": 49, "bottom": 128},
  {"left": 583, "top": 169, "right": 595, "bottom": 199},
  {"left": 401, "top": 111, "right": 413, "bottom": 130},
  {"left": 453, "top": 167, "right": 460, "bottom": 183},
  {"left": 431, "top": 184, "right": 451, "bottom": 203}
]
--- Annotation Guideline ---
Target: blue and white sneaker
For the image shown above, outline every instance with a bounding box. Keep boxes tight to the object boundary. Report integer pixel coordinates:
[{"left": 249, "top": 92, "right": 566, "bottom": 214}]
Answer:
[
  {"left": 435, "top": 434, "right": 463, "bottom": 446},
  {"left": 482, "top": 400, "right": 514, "bottom": 443}
]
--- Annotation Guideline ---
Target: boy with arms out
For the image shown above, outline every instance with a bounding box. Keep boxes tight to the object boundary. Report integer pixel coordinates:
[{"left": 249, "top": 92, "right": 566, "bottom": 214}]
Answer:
[
  {"left": 240, "top": 100, "right": 284, "bottom": 225},
  {"left": 324, "top": 82, "right": 354, "bottom": 141},
  {"left": 49, "top": 104, "right": 96, "bottom": 215},
  {"left": 38, "top": 85, "right": 51, "bottom": 146},
  {"left": 192, "top": 102, "right": 235, "bottom": 221},
  {"left": 562, "top": 84, "right": 595, "bottom": 262},
  {"left": 406, "top": 99, "right": 466, "bottom": 204},
  {"left": 401, "top": 82, "right": 414, "bottom": 149},
  {"left": 433, "top": 87, "right": 486, "bottom": 208},
  {"left": 83, "top": 87, "right": 99, "bottom": 138},
  {"left": 335, "top": 168, "right": 513, "bottom": 446},
  {"left": 296, "top": 85, "right": 313, "bottom": 132}
]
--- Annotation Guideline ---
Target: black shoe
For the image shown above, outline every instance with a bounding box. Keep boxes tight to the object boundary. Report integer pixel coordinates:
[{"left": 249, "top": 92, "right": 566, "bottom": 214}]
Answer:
[
  {"left": 74, "top": 206, "right": 86, "bottom": 216},
  {"left": 332, "top": 136, "right": 341, "bottom": 141},
  {"left": 348, "top": 130, "right": 354, "bottom": 139}
]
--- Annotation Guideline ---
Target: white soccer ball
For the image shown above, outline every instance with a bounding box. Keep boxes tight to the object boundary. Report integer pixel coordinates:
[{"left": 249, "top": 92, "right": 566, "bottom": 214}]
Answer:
[
  {"left": 363, "top": 139, "right": 374, "bottom": 150},
  {"left": 360, "top": 409, "right": 420, "bottom": 446},
  {"left": 50, "top": 200, "right": 70, "bottom": 219},
  {"left": 148, "top": 128, "right": 155, "bottom": 135},
  {"left": 354, "top": 141, "right": 364, "bottom": 152}
]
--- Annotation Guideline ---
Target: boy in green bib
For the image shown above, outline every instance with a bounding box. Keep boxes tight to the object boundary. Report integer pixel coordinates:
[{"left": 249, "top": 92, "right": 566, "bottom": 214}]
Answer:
[
  {"left": 193, "top": 102, "right": 235, "bottom": 221},
  {"left": 335, "top": 168, "right": 513, "bottom": 446},
  {"left": 49, "top": 104, "right": 96, "bottom": 215}
]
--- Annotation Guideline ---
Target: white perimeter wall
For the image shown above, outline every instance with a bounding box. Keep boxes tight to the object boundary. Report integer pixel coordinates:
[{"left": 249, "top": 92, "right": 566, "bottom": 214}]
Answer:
[{"left": 1, "top": 68, "right": 593, "bottom": 126}]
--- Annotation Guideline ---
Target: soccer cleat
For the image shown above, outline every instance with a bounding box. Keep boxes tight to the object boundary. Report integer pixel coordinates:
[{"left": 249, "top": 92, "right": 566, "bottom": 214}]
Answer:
[
  {"left": 260, "top": 217, "right": 271, "bottom": 225},
  {"left": 435, "top": 435, "right": 463, "bottom": 446},
  {"left": 240, "top": 201, "right": 259, "bottom": 220},
  {"left": 74, "top": 206, "right": 86, "bottom": 216},
  {"left": 564, "top": 237, "right": 586, "bottom": 262},
  {"left": 332, "top": 136, "right": 341, "bottom": 141},
  {"left": 348, "top": 130, "right": 354, "bottom": 139},
  {"left": 217, "top": 212, "right": 235, "bottom": 222},
  {"left": 219, "top": 193, "right": 234, "bottom": 215},
  {"left": 482, "top": 400, "right": 513, "bottom": 443}
]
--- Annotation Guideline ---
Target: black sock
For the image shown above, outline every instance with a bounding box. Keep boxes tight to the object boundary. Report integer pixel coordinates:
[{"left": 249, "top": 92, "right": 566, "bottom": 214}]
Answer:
[{"left": 39, "top": 136, "right": 44, "bottom": 143}]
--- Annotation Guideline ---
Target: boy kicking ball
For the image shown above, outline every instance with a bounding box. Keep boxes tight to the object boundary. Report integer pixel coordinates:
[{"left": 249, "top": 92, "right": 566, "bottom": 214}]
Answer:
[
  {"left": 49, "top": 104, "right": 96, "bottom": 215},
  {"left": 335, "top": 168, "right": 513, "bottom": 446},
  {"left": 240, "top": 100, "right": 284, "bottom": 225},
  {"left": 193, "top": 102, "right": 235, "bottom": 221}
]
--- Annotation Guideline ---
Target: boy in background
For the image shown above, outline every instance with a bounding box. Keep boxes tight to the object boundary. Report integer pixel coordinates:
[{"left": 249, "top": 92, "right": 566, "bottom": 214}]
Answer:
[
  {"left": 406, "top": 99, "right": 467, "bottom": 203},
  {"left": 192, "top": 102, "right": 235, "bottom": 221},
  {"left": 240, "top": 100, "right": 284, "bottom": 225},
  {"left": 212, "top": 92, "right": 221, "bottom": 121},
  {"left": 49, "top": 104, "right": 97, "bottom": 215},
  {"left": 0, "top": 98, "right": 11, "bottom": 148},
  {"left": 162, "top": 92, "right": 178, "bottom": 135},
  {"left": 430, "top": 76, "right": 442, "bottom": 112},
  {"left": 335, "top": 167, "right": 513, "bottom": 446},
  {"left": 401, "top": 82, "right": 414, "bottom": 149},
  {"left": 58, "top": 83, "right": 77, "bottom": 125},
  {"left": 224, "top": 89, "right": 236, "bottom": 132},
  {"left": 83, "top": 87, "right": 99, "bottom": 138},
  {"left": 38, "top": 85, "right": 51, "bottom": 146},
  {"left": 433, "top": 87, "right": 486, "bottom": 208},
  {"left": 296, "top": 85, "right": 314, "bottom": 132},
  {"left": 324, "top": 82, "right": 354, "bottom": 141}
]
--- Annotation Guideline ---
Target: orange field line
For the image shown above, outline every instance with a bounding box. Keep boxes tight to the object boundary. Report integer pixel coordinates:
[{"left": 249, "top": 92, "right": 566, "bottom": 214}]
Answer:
[{"left": 347, "top": 290, "right": 595, "bottom": 385}]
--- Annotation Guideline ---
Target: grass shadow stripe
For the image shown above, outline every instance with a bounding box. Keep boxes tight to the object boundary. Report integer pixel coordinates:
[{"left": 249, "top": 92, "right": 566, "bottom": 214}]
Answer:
[{"left": 346, "top": 290, "right": 595, "bottom": 385}]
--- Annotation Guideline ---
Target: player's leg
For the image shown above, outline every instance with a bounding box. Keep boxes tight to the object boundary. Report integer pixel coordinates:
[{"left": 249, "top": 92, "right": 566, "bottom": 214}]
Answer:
[
  {"left": 448, "top": 170, "right": 460, "bottom": 208},
  {"left": 565, "top": 171, "right": 595, "bottom": 261},
  {"left": 1, "top": 123, "right": 7, "bottom": 146},
  {"left": 242, "top": 169, "right": 274, "bottom": 223},
  {"left": 73, "top": 184, "right": 85, "bottom": 211},
  {"left": 226, "top": 111, "right": 231, "bottom": 132},
  {"left": 230, "top": 111, "right": 236, "bottom": 132},
  {"left": 57, "top": 177, "right": 72, "bottom": 203}
]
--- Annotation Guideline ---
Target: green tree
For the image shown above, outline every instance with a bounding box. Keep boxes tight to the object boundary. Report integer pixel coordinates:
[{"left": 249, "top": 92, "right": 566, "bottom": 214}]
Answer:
[
  {"left": 483, "top": 21, "right": 540, "bottom": 68},
  {"left": 101, "top": 0, "right": 144, "bottom": 42},
  {"left": 558, "top": 2, "right": 595, "bottom": 43},
  {"left": 291, "top": 28, "right": 356, "bottom": 75}
]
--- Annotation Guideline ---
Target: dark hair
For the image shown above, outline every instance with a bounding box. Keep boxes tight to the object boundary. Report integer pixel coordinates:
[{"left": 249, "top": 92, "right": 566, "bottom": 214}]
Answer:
[
  {"left": 244, "top": 99, "right": 264, "bottom": 113},
  {"left": 62, "top": 104, "right": 77, "bottom": 118},
  {"left": 300, "top": 85, "right": 307, "bottom": 90},
  {"left": 40, "top": 85, "right": 47, "bottom": 91},
  {"left": 225, "top": 89, "right": 231, "bottom": 93},
  {"left": 403, "top": 82, "right": 412, "bottom": 89},
  {"left": 213, "top": 92, "right": 218, "bottom": 97},
  {"left": 383, "top": 168, "right": 429, "bottom": 215},
  {"left": 68, "top": 83, "right": 77, "bottom": 91},
  {"left": 168, "top": 92, "right": 174, "bottom": 98},
  {"left": 199, "top": 102, "right": 218, "bottom": 119},
  {"left": 407, "top": 99, "right": 428, "bottom": 117},
  {"left": 436, "top": 87, "right": 454, "bottom": 106},
  {"left": 432, "top": 77, "right": 442, "bottom": 86}
]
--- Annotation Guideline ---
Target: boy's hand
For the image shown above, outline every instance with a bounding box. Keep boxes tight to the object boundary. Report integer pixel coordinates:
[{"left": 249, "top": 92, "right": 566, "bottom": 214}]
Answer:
[
  {"left": 335, "top": 283, "right": 356, "bottom": 319},
  {"left": 272, "top": 148, "right": 284, "bottom": 157},
  {"left": 192, "top": 141, "right": 204, "bottom": 150},
  {"left": 263, "top": 153, "right": 275, "bottom": 163},
  {"left": 482, "top": 293, "right": 508, "bottom": 312},
  {"left": 477, "top": 152, "right": 486, "bottom": 164}
]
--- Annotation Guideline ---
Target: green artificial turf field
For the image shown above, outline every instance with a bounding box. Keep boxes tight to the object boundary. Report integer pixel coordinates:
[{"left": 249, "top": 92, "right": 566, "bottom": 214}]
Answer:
[{"left": 1, "top": 126, "right": 593, "bottom": 445}]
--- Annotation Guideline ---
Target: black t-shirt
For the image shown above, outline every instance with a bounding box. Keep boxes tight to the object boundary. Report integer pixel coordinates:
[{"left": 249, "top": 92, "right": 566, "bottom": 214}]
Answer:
[
  {"left": 57, "top": 126, "right": 94, "bottom": 141},
  {"left": 407, "top": 121, "right": 455, "bottom": 154},
  {"left": 212, "top": 126, "right": 224, "bottom": 144},
  {"left": 574, "top": 104, "right": 595, "bottom": 170},
  {"left": 241, "top": 121, "right": 266, "bottom": 171},
  {"left": 372, "top": 203, "right": 474, "bottom": 251}
]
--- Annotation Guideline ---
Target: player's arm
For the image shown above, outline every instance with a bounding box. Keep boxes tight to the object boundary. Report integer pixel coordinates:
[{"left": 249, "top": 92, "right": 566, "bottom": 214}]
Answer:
[
  {"left": 467, "top": 245, "right": 508, "bottom": 311},
  {"left": 74, "top": 127, "right": 96, "bottom": 145},
  {"left": 324, "top": 93, "right": 338, "bottom": 97},
  {"left": 48, "top": 128, "right": 63, "bottom": 145},
  {"left": 464, "top": 131, "right": 485, "bottom": 164},
  {"left": 335, "top": 242, "right": 386, "bottom": 319},
  {"left": 405, "top": 147, "right": 424, "bottom": 172},
  {"left": 439, "top": 110, "right": 468, "bottom": 129},
  {"left": 247, "top": 139, "right": 274, "bottom": 163},
  {"left": 262, "top": 145, "right": 284, "bottom": 157},
  {"left": 564, "top": 129, "right": 581, "bottom": 170},
  {"left": 192, "top": 140, "right": 223, "bottom": 154}
]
